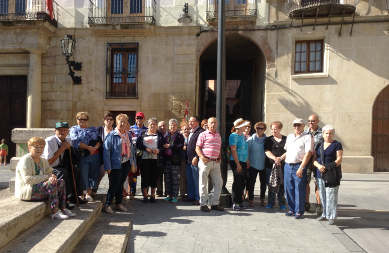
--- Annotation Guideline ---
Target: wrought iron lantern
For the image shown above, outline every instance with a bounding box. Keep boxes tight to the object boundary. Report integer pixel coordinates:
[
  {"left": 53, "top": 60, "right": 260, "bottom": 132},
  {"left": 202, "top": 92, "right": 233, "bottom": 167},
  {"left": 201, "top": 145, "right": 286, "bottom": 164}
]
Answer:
[{"left": 60, "top": 34, "right": 82, "bottom": 84}]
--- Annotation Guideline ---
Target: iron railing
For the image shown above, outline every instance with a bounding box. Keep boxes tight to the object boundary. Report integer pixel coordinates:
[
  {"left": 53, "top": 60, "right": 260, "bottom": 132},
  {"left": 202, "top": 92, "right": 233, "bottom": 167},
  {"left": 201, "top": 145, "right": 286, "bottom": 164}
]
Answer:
[
  {"left": 88, "top": 0, "right": 156, "bottom": 25},
  {"left": 288, "top": 0, "right": 357, "bottom": 18},
  {"left": 206, "top": 0, "right": 257, "bottom": 21},
  {"left": 0, "top": 0, "right": 59, "bottom": 27}
]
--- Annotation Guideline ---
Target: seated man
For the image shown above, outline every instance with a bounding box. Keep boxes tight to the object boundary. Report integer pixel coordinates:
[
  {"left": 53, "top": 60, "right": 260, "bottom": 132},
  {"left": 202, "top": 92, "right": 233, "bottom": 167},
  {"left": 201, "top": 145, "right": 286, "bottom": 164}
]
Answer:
[{"left": 42, "top": 122, "right": 86, "bottom": 206}]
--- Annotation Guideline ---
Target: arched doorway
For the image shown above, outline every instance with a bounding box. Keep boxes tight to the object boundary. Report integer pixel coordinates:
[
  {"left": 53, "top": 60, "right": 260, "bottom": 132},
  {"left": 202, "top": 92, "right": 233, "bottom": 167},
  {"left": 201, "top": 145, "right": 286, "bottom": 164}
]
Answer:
[
  {"left": 199, "top": 34, "right": 266, "bottom": 136},
  {"left": 372, "top": 85, "right": 389, "bottom": 172}
]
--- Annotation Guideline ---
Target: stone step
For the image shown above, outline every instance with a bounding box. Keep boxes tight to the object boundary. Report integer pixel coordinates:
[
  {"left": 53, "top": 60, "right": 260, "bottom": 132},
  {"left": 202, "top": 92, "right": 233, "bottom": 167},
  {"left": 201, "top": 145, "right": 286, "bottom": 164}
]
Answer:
[
  {"left": 0, "top": 197, "right": 49, "bottom": 249},
  {"left": 0, "top": 201, "right": 102, "bottom": 253},
  {"left": 73, "top": 209, "right": 132, "bottom": 253}
]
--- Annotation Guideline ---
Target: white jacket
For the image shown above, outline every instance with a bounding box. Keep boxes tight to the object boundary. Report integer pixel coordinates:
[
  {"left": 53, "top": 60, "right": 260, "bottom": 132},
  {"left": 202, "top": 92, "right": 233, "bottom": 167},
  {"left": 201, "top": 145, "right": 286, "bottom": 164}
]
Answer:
[{"left": 15, "top": 153, "right": 53, "bottom": 200}]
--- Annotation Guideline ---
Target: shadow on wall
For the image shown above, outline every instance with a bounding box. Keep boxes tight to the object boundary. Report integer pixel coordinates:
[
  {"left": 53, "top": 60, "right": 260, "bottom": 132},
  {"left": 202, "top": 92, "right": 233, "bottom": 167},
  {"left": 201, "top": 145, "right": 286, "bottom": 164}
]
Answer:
[{"left": 266, "top": 73, "right": 345, "bottom": 147}]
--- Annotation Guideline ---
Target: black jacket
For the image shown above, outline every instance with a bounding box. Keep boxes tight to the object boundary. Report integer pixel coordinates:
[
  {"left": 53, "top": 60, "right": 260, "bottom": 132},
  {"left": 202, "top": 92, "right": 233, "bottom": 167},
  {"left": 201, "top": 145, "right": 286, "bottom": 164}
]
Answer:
[{"left": 187, "top": 126, "right": 205, "bottom": 163}]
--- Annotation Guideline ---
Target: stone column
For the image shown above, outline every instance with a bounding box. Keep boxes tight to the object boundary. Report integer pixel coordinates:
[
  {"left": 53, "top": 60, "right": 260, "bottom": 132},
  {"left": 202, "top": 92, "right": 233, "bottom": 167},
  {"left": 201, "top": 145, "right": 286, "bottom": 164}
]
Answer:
[{"left": 27, "top": 51, "right": 42, "bottom": 128}]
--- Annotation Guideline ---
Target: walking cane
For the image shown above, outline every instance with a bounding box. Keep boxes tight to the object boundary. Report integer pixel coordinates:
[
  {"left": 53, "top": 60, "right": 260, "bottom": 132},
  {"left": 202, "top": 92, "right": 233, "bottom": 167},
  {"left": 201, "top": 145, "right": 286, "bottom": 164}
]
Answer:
[{"left": 68, "top": 148, "right": 79, "bottom": 206}]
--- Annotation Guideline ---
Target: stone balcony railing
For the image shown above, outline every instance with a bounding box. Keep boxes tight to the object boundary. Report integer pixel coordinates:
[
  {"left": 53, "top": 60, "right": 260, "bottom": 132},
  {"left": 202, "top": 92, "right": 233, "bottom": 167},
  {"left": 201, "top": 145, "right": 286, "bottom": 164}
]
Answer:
[{"left": 206, "top": 0, "right": 258, "bottom": 25}]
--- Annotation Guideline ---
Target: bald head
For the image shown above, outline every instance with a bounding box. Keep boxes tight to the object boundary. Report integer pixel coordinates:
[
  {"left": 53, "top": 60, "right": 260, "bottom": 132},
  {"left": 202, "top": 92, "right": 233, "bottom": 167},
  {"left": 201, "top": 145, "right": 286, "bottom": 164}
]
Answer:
[{"left": 308, "top": 114, "right": 319, "bottom": 131}]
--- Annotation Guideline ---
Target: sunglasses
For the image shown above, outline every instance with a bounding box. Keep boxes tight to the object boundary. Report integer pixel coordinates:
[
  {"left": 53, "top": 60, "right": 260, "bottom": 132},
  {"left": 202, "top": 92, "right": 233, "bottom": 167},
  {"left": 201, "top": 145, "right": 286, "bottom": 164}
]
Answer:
[
  {"left": 136, "top": 117, "right": 143, "bottom": 120},
  {"left": 293, "top": 124, "right": 302, "bottom": 127},
  {"left": 256, "top": 127, "right": 265, "bottom": 130},
  {"left": 78, "top": 118, "right": 88, "bottom": 121}
]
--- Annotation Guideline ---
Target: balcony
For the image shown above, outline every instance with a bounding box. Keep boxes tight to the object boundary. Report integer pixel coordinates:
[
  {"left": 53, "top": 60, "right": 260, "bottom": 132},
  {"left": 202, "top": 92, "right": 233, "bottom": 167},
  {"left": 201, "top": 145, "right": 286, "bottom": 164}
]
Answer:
[
  {"left": 289, "top": 0, "right": 356, "bottom": 19},
  {"left": 0, "top": 0, "right": 59, "bottom": 27},
  {"left": 88, "top": 0, "right": 156, "bottom": 26},
  {"left": 206, "top": 0, "right": 257, "bottom": 26}
]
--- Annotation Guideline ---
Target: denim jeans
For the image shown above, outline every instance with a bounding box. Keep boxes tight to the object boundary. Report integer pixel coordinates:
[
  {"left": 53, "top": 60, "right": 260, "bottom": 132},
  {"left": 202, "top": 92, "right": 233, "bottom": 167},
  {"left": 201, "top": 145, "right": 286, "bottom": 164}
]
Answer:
[
  {"left": 191, "top": 164, "right": 200, "bottom": 201},
  {"left": 79, "top": 153, "right": 100, "bottom": 192},
  {"left": 317, "top": 177, "right": 339, "bottom": 219},
  {"left": 284, "top": 162, "right": 307, "bottom": 214},
  {"left": 186, "top": 163, "right": 195, "bottom": 200}
]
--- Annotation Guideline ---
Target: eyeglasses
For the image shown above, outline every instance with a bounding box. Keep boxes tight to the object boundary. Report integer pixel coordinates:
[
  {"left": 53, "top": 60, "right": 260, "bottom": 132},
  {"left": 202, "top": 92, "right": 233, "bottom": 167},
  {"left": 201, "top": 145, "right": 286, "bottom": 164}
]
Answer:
[
  {"left": 78, "top": 118, "right": 88, "bottom": 121},
  {"left": 136, "top": 117, "right": 143, "bottom": 120},
  {"left": 105, "top": 118, "right": 114, "bottom": 121},
  {"left": 308, "top": 120, "right": 316, "bottom": 123},
  {"left": 256, "top": 127, "right": 265, "bottom": 130},
  {"left": 293, "top": 124, "right": 302, "bottom": 127}
]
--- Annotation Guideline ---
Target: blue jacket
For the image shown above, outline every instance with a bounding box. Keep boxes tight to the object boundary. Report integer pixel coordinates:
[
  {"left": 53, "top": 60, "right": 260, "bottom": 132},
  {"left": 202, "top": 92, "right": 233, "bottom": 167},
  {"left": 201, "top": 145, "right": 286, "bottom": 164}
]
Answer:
[
  {"left": 103, "top": 130, "right": 137, "bottom": 171},
  {"left": 247, "top": 133, "right": 266, "bottom": 171}
]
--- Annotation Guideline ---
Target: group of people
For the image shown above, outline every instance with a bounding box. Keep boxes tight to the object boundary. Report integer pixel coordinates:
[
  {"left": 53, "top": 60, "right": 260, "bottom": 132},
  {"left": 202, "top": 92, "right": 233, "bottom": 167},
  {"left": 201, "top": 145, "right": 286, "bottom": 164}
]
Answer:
[{"left": 14, "top": 111, "right": 343, "bottom": 225}]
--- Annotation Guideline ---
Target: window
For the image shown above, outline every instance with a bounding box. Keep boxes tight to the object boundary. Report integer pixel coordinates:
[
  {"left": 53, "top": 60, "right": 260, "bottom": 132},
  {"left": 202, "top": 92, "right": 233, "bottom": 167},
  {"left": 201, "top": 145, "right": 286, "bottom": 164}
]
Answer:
[
  {"left": 294, "top": 40, "right": 323, "bottom": 73},
  {"left": 111, "top": 0, "right": 123, "bottom": 14},
  {"left": 0, "top": 0, "right": 8, "bottom": 15},
  {"left": 15, "top": 0, "right": 26, "bottom": 15},
  {"left": 130, "top": 0, "right": 142, "bottom": 14},
  {"left": 107, "top": 43, "right": 138, "bottom": 98}
]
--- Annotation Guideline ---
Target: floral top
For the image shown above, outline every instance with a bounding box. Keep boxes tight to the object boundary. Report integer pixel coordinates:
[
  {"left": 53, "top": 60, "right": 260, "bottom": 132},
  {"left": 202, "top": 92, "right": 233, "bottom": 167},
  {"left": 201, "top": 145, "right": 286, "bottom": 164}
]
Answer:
[{"left": 69, "top": 125, "right": 100, "bottom": 149}]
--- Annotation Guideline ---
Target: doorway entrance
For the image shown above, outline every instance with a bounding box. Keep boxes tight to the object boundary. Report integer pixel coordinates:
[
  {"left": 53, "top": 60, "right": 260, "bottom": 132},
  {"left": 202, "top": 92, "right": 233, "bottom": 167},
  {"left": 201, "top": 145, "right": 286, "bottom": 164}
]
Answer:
[
  {"left": 199, "top": 34, "right": 266, "bottom": 137},
  {"left": 372, "top": 85, "right": 389, "bottom": 172},
  {"left": 0, "top": 76, "right": 27, "bottom": 162}
]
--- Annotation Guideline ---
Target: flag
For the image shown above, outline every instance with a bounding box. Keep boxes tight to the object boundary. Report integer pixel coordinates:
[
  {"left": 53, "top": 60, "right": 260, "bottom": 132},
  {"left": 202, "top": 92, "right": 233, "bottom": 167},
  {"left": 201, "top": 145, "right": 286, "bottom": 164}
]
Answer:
[{"left": 47, "top": 0, "right": 54, "bottom": 20}]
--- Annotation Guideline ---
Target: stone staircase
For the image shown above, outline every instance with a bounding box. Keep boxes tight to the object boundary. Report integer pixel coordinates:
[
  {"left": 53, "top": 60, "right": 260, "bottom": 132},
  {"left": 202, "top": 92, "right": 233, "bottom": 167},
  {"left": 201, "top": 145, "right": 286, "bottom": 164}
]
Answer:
[{"left": 0, "top": 196, "right": 132, "bottom": 253}]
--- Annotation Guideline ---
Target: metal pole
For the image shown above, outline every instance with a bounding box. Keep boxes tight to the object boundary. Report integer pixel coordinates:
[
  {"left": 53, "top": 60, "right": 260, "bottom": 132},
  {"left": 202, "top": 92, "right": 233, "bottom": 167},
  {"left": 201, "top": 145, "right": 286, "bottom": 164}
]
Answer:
[{"left": 216, "top": 0, "right": 228, "bottom": 194}]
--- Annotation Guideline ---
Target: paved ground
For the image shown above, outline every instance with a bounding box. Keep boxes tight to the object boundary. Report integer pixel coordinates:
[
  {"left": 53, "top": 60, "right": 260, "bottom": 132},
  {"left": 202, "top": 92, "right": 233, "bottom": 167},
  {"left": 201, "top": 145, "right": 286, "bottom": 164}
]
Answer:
[{"left": 1, "top": 166, "right": 388, "bottom": 252}]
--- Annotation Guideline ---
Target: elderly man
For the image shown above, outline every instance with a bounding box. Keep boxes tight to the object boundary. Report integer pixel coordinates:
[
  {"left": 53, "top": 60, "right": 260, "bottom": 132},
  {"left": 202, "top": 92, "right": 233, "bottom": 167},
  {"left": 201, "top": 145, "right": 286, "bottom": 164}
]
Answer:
[
  {"left": 187, "top": 116, "right": 204, "bottom": 205},
  {"left": 128, "top": 112, "right": 147, "bottom": 198},
  {"left": 42, "top": 122, "right": 85, "bottom": 206},
  {"left": 196, "top": 117, "right": 224, "bottom": 212},
  {"left": 283, "top": 118, "right": 313, "bottom": 219},
  {"left": 305, "top": 114, "right": 324, "bottom": 214}
]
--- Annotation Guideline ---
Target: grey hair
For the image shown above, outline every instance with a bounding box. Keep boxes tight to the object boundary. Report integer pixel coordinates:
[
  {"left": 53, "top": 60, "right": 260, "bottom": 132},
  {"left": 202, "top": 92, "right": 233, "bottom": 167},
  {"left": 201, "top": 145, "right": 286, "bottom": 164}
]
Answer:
[
  {"left": 169, "top": 118, "right": 178, "bottom": 125},
  {"left": 147, "top": 117, "right": 157, "bottom": 125},
  {"left": 322, "top": 124, "right": 335, "bottom": 134}
]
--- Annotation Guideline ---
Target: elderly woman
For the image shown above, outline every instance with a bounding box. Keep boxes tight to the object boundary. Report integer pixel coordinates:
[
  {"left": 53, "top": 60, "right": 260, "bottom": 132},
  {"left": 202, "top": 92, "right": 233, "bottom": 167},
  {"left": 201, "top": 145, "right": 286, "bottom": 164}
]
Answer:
[
  {"left": 163, "top": 119, "right": 185, "bottom": 203},
  {"left": 314, "top": 125, "right": 343, "bottom": 225},
  {"left": 247, "top": 121, "right": 267, "bottom": 207},
  {"left": 137, "top": 118, "right": 168, "bottom": 203},
  {"left": 15, "top": 137, "right": 75, "bottom": 220},
  {"left": 264, "top": 121, "right": 287, "bottom": 210},
  {"left": 69, "top": 112, "right": 101, "bottom": 202},
  {"left": 103, "top": 114, "right": 136, "bottom": 214},
  {"left": 229, "top": 118, "right": 250, "bottom": 211}
]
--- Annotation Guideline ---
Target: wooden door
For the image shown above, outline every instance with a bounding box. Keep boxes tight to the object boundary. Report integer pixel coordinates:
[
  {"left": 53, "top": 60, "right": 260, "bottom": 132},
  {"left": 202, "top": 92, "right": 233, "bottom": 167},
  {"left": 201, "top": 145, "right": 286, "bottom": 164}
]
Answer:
[
  {"left": 0, "top": 76, "right": 27, "bottom": 162},
  {"left": 372, "top": 85, "right": 389, "bottom": 172}
]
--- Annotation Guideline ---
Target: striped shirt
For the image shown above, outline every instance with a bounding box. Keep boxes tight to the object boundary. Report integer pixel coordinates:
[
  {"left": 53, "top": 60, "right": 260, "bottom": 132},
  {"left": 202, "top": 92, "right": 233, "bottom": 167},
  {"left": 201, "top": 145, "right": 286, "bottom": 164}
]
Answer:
[{"left": 196, "top": 130, "right": 221, "bottom": 159}]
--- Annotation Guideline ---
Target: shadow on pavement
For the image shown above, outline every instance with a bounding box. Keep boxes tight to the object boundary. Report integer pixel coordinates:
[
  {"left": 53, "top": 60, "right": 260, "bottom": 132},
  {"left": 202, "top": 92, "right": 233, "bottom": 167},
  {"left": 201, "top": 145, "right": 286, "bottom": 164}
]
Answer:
[{"left": 336, "top": 208, "right": 389, "bottom": 230}]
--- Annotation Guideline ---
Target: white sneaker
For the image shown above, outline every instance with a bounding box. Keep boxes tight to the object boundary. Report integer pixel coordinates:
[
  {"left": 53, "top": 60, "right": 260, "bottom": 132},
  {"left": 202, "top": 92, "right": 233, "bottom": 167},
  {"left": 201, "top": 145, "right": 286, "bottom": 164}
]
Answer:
[
  {"left": 62, "top": 208, "right": 76, "bottom": 217},
  {"left": 85, "top": 194, "right": 94, "bottom": 202},
  {"left": 52, "top": 211, "right": 69, "bottom": 220}
]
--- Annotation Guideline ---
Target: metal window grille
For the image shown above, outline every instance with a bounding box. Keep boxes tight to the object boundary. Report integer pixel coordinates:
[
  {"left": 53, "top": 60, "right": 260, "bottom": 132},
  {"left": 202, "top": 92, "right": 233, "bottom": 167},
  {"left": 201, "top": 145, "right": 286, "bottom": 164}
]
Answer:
[
  {"left": 111, "top": 0, "right": 123, "bottom": 14},
  {"left": 15, "top": 0, "right": 26, "bottom": 14},
  {"left": 130, "top": 0, "right": 142, "bottom": 14},
  {"left": 0, "top": 0, "right": 8, "bottom": 15}
]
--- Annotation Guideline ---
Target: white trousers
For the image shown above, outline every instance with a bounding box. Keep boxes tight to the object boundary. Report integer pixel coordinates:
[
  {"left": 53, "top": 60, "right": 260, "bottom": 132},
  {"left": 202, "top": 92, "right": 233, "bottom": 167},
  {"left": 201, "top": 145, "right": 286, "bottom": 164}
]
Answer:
[
  {"left": 317, "top": 177, "right": 339, "bottom": 219},
  {"left": 198, "top": 160, "right": 223, "bottom": 206}
]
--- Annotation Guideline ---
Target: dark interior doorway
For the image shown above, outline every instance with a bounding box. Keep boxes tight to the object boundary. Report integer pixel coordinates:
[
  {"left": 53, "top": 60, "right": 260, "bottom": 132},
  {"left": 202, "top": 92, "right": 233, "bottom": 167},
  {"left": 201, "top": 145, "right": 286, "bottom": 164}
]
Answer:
[
  {"left": 0, "top": 76, "right": 27, "bottom": 162},
  {"left": 199, "top": 34, "right": 266, "bottom": 137}
]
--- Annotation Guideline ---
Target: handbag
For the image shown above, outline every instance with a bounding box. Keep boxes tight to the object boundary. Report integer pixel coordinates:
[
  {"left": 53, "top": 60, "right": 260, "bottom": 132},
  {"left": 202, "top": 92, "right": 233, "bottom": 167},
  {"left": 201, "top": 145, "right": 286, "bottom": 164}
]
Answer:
[{"left": 320, "top": 142, "right": 339, "bottom": 187}]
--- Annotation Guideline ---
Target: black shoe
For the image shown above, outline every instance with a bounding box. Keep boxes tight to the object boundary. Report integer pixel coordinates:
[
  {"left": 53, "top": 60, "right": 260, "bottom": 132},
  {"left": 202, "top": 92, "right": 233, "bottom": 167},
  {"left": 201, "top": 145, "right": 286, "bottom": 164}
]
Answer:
[
  {"left": 200, "top": 205, "right": 210, "bottom": 212},
  {"left": 211, "top": 205, "right": 224, "bottom": 211},
  {"left": 69, "top": 196, "right": 88, "bottom": 205},
  {"left": 66, "top": 202, "right": 75, "bottom": 210},
  {"left": 305, "top": 202, "right": 310, "bottom": 212},
  {"left": 150, "top": 196, "right": 156, "bottom": 203}
]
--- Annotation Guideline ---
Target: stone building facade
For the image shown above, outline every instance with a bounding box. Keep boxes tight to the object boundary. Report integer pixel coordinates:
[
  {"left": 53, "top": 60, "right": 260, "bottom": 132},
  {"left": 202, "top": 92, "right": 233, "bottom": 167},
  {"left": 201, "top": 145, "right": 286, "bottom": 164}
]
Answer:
[{"left": 1, "top": 0, "right": 389, "bottom": 172}]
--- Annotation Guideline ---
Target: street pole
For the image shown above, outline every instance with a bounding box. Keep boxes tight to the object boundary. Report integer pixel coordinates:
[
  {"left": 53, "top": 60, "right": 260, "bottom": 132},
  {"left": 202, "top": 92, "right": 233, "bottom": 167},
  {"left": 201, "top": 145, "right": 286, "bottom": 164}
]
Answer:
[{"left": 216, "top": 0, "right": 228, "bottom": 194}]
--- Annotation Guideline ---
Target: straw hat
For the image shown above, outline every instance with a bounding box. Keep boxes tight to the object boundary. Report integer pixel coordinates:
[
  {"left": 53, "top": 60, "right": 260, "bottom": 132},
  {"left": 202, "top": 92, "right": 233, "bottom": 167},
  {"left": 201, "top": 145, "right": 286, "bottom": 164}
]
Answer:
[{"left": 233, "top": 118, "right": 250, "bottom": 129}]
